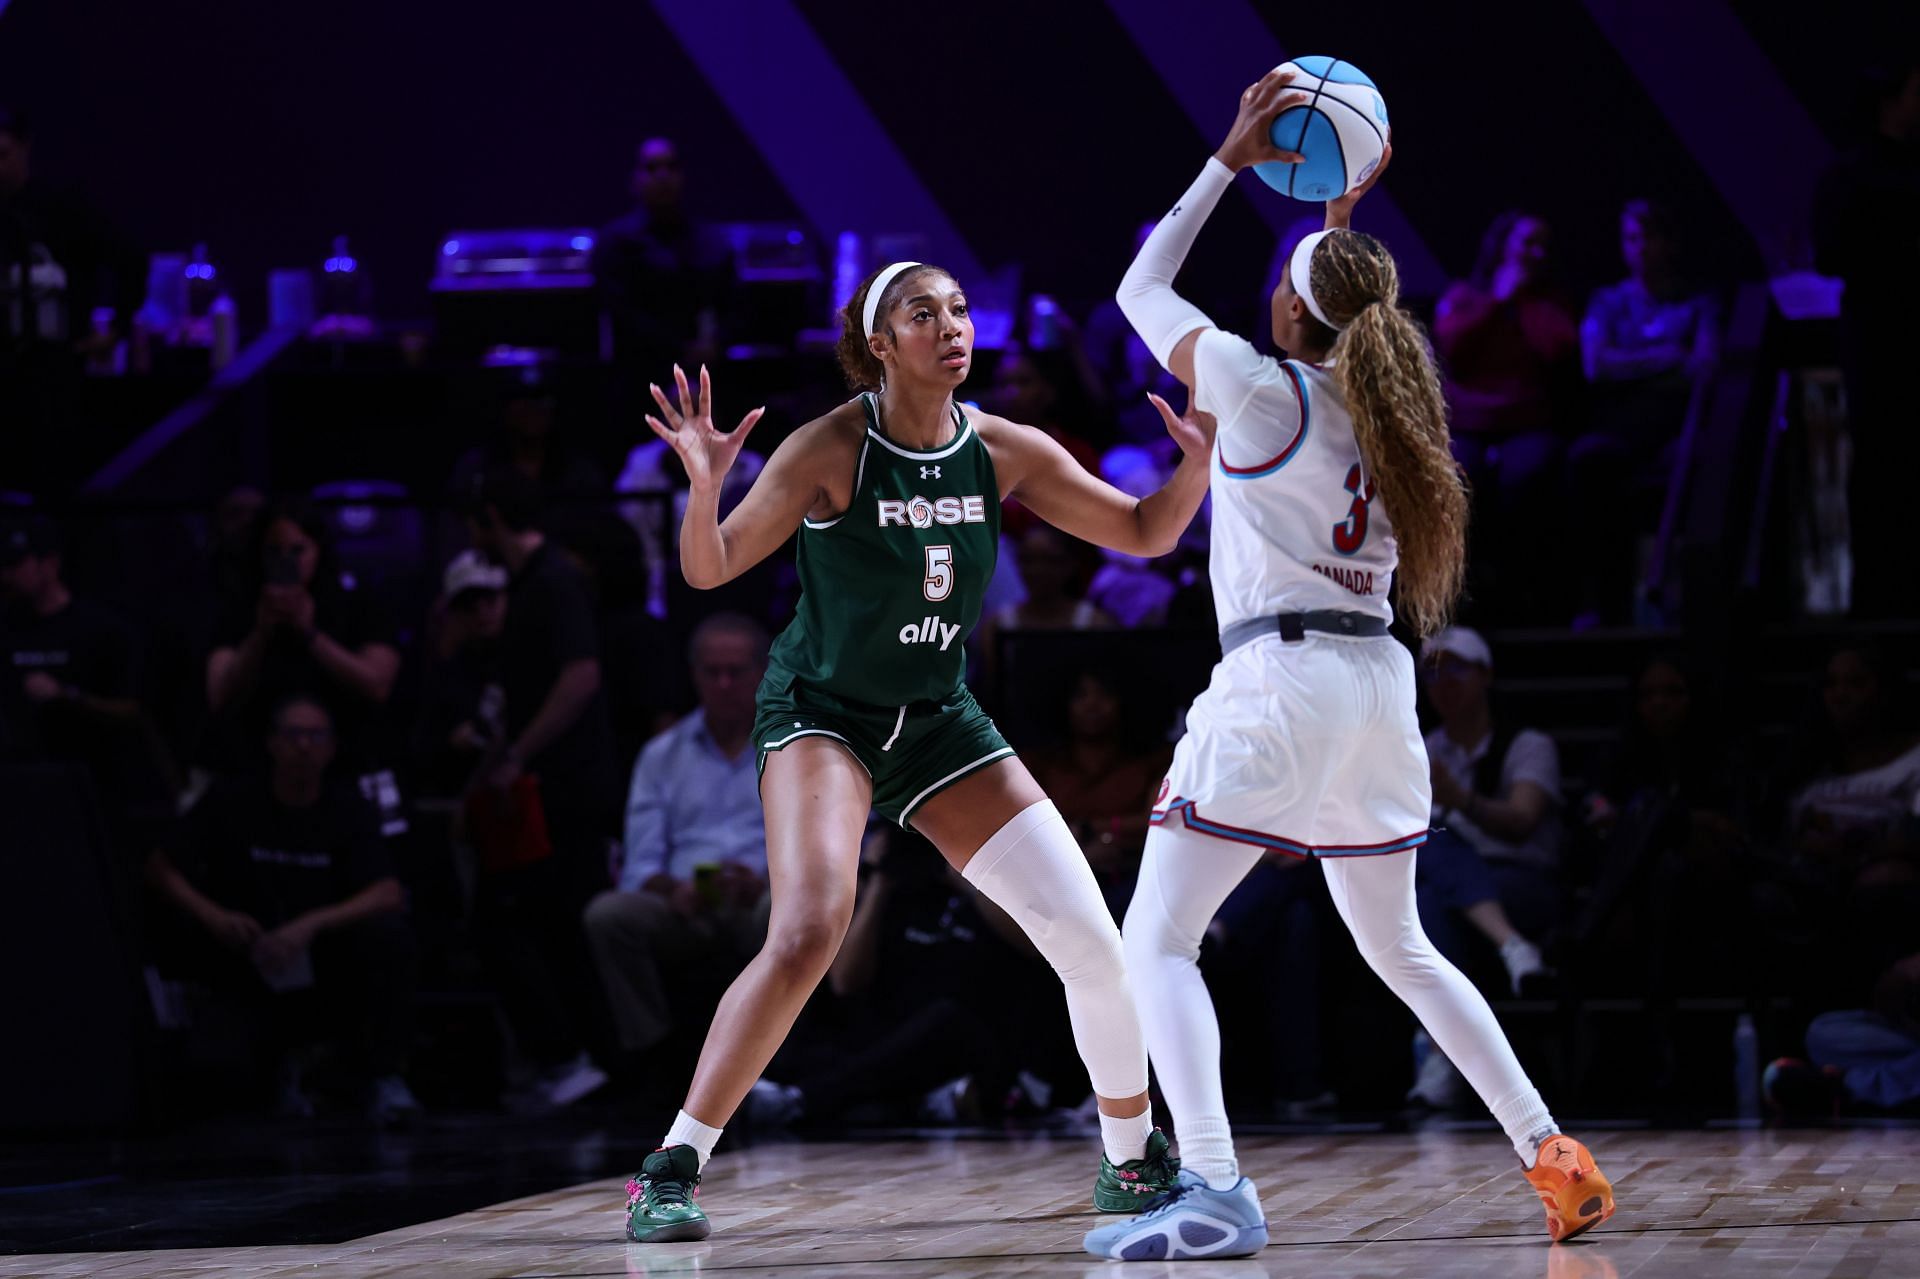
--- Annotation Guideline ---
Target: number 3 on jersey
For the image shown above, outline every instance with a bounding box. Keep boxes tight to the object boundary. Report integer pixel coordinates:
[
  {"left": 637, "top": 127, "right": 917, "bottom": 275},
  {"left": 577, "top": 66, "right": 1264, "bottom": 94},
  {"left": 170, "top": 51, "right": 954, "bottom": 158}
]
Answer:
[
  {"left": 1332, "top": 464, "right": 1376, "bottom": 555},
  {"left": 924, "top": 545, "right": 954, "bottom": 601}
]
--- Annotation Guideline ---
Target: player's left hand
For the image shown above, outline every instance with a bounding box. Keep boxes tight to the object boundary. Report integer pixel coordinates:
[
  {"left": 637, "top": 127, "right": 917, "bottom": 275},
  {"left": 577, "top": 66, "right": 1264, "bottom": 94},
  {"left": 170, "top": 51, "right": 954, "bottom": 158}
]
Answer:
[
  {"left": 1149, "top": 389, "right": 1216, "bottom": 462},
  {"left": 1326, "top": 137, "right": 1391, "bottom": 230}
]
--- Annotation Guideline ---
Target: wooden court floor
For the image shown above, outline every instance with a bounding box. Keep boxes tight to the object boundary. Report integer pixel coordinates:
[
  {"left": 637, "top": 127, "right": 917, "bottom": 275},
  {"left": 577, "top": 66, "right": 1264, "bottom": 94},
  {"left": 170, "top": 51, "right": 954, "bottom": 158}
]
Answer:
[{"left": 6, "top": 1127, "right": 1919, "bottom": 1277}]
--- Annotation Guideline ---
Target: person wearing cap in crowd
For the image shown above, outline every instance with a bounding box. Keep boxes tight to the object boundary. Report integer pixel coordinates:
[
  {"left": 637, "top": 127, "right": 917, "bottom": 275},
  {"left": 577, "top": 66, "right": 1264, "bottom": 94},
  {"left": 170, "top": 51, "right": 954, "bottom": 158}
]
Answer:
[
  {"left": 409, "top": 550, "right": 510, "bottom": 801},
  {"left": 463, "top": 462, "right": 619, "bottom": 1110},
  {"left": 583, "top": 612, "right": 770, "bottom": 1090},
  {"left": 0, "top": 514, "right": 160, "bottom": 818},
  {"left": 1407, "top": 625, "right": 1560, "bottom": 1107}
]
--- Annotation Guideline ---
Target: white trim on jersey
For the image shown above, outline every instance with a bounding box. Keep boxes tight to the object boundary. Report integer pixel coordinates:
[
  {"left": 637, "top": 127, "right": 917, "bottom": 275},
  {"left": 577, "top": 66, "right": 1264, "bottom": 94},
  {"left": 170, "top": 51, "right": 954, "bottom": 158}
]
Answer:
[
  {"left": 802, "top": 436, "right": 871, "bottom": 531},
  {"left": 759, "top": 728, "right": 873, "bottom": 776},
  {"left": 866, "top": 420, "right": 975, "bottom": 462},
  {"left": 898, "top": 746, "right": 1016, "bottom": 827}
]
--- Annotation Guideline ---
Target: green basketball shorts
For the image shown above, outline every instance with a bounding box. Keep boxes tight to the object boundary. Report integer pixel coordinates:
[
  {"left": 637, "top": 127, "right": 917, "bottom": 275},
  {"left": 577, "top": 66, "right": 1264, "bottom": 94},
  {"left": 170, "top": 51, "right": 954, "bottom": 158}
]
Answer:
[{"left": 753, "top": 667, "right": 1014, "bottom": 828}]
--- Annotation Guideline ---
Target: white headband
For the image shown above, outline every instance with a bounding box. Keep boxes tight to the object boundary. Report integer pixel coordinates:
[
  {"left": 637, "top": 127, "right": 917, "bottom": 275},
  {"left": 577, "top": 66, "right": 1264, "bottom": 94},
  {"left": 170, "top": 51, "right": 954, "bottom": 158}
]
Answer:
[
  {"left": 861, "top": 260, "right": 923, "bottom": 339},
  {"left": 1290, "top": 230, "right": 1339, "bottom": 331}
]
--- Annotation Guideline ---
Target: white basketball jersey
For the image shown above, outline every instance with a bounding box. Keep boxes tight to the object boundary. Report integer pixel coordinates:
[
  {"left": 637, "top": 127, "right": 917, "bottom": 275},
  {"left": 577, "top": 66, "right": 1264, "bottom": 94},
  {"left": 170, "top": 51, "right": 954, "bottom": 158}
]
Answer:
[{"left": 1191, "top": 329, "right": 1398, "bottom": 628}]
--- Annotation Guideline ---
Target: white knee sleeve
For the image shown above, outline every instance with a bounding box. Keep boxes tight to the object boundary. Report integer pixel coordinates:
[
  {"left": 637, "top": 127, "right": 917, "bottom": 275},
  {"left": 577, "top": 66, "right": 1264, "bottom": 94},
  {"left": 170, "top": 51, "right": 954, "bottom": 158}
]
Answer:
[{"left": 963, "top": 799, "right": 1146, "bottom": 1098}]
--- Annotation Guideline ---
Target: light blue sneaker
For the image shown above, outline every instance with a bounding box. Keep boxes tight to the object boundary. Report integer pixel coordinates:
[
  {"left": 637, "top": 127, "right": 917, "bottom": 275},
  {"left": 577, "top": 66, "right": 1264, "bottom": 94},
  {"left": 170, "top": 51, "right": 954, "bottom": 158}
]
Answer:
[{"left": 1083, "top": 1169, "right": 1268, "bottom": 1261}]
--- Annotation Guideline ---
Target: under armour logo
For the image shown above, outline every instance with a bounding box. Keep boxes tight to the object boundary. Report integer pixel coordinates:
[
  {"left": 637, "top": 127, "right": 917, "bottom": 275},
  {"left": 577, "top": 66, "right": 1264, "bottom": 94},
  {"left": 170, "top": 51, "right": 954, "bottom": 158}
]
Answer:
[{"left": 920, "top": 465, "right": 941, "bottom": 479}]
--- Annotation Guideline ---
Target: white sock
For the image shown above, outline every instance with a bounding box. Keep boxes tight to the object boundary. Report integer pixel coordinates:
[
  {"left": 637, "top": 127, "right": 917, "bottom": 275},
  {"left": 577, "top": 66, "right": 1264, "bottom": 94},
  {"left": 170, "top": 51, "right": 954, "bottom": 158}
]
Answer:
[
  {"left": 1176, "top": 1117, "right": 1240, "bottom": 1190},
  {"left": 1491, "top": 1086, "right": 1558, "bottom": 1167},
  {"left": 1098, "top": 1105, "right": 1153, "bottom": 1166},
  {"left": 663, "top": 1109, "right": 723, "bottom": 1171}
]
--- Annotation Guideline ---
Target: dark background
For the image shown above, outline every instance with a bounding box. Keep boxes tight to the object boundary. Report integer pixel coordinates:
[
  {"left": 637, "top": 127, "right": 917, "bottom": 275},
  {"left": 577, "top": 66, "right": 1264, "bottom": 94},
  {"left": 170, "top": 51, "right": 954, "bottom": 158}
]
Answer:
[{"left": 8, "top": 0, "right": 1911, "bottom": 340}]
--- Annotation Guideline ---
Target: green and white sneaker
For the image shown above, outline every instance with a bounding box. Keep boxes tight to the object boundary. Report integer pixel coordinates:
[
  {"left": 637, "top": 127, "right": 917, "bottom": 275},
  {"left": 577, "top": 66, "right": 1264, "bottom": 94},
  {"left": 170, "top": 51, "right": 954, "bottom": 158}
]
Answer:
[
  {"left": 625, "top": 1144, "right": 711, "bottom": 1242},
  {"left": 1094, "top": 1127, "right": 1182, "bottom": 1212}
]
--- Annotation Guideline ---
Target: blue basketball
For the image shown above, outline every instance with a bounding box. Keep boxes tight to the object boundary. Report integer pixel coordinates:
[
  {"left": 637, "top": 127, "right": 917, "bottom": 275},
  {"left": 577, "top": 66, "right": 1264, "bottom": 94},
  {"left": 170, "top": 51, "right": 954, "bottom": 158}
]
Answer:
[{"left": 1254, "top": 56, "right": 1390, "bottom": 202}]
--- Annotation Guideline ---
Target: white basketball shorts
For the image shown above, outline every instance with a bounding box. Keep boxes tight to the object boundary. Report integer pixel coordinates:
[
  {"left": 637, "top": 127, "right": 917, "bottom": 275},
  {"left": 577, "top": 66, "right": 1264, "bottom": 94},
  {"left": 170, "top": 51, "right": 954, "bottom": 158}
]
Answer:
[{"left": 1151, "top": 632, "right": 1431, "bottom": 857}]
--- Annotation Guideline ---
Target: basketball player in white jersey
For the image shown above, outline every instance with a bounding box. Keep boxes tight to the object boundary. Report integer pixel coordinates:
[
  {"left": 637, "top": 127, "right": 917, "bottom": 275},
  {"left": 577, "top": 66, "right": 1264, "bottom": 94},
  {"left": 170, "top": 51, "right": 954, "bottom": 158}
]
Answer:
[{"left": 1084, "top": 68, "right": 1616, "bottom": 1261}]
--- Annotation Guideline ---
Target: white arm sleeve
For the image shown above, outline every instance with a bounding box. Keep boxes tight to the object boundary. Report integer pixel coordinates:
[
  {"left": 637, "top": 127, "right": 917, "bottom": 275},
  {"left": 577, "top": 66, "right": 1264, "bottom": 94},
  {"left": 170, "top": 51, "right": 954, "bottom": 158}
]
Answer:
[{"left": 1115, "top": 156, "right": 1234, "bottom": 370}]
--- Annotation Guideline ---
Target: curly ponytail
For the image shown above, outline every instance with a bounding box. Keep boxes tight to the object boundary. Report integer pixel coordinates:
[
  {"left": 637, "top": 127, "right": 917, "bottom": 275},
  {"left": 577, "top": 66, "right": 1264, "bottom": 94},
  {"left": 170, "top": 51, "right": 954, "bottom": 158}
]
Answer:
[
  {"left": 1310, "top": 231, "right": 1469, "bottom": 638},
  {"left": 833, "top": 262, "right": 953, "bottom": 391}
]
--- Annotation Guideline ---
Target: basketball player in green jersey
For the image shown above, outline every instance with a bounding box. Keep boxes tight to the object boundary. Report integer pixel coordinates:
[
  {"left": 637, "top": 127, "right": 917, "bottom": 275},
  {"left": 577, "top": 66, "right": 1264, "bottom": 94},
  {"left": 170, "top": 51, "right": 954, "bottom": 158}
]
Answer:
[{"left": 624, "top": 258, "right": 1227, "bottom": 1242}]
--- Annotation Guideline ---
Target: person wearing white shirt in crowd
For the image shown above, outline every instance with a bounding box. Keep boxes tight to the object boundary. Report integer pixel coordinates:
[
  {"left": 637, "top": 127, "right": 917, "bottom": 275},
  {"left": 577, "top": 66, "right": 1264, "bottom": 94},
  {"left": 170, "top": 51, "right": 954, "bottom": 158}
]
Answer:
[
  {"left": 1408, "top": 626, "right": 1555, "bottom": 1107},
  {"left": 583, "top": 613, "right": 770, "bottom": 1069}
]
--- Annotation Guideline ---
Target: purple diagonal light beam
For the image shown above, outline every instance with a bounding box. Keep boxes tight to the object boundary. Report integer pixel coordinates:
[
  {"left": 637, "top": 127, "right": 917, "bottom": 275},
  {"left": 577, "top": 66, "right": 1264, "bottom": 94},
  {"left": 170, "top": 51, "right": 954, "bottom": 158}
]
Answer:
[
  {"left": 1105, "top": 0, "right": 1446, "bottom": 295},
  {"left": 650, "top": 0, "right": 982, "bottom": 286},
  {"left": 1581, "top": 0, "right": 1830, "bottom": 263}
]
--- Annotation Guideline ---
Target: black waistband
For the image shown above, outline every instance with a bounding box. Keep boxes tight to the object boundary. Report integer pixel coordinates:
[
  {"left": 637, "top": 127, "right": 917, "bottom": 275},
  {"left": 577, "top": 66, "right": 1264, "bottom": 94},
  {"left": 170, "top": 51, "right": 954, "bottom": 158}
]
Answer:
[{"left": 1220, "top": 611, "right": 1390, "bottom": 654}]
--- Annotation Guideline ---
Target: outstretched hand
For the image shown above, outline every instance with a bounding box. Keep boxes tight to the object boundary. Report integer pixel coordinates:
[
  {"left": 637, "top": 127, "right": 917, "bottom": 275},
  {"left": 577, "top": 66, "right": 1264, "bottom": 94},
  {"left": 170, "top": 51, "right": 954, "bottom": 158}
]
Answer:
[
  {"left": 645, "top": 364, "right": 766, "bottom": 494},
  {"left": 1150, "top": 389, "right": 1217, "bottom": 463},
  {"left": 1215, "top": 67, "right": 1311, "bottom": 173}
]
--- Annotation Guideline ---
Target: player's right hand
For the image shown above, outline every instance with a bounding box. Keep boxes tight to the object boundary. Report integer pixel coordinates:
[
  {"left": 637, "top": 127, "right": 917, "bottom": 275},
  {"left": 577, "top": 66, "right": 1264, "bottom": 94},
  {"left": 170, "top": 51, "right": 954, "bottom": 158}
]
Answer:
[
  {"left": 1215, "top": 67, "right": 1310, "bottom": 173},
  {"left": 647, "top": 363, "right": 766, "bottom": 495}
]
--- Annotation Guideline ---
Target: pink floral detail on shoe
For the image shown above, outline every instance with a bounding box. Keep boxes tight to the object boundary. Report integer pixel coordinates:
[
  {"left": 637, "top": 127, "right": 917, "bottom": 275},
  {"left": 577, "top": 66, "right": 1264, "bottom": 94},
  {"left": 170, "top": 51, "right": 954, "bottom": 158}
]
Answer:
[{"left": 625, "top": 1178, "right": 644, "bottom": 1209}]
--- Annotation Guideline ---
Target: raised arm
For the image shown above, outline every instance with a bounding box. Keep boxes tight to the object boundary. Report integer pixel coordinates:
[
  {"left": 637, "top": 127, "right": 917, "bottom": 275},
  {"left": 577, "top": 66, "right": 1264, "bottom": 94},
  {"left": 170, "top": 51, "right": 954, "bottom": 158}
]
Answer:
[
  {"left": 645, "top": 364, "right": 824, "bottom": 590},
  {"left": 986, "top": 393, "right": 1214, "bottom": 560},
  {"left": 1117, "top": 67, "right": 1307, "bottom": 390}
]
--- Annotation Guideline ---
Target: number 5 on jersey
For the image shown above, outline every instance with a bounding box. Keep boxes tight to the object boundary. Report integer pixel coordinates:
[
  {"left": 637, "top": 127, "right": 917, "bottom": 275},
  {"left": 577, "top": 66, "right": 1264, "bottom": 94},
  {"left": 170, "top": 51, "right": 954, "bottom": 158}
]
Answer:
[{"left": 924, "top": 545, "right": 954, "bottom": 601}]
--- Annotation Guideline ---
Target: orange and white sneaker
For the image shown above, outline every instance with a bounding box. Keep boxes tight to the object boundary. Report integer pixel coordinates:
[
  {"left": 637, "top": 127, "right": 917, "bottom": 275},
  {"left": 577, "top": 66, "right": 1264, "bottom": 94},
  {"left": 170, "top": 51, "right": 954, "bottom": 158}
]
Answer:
[{"left": 1523, "top": 1134, "right": 1615, "bottom": 1242}]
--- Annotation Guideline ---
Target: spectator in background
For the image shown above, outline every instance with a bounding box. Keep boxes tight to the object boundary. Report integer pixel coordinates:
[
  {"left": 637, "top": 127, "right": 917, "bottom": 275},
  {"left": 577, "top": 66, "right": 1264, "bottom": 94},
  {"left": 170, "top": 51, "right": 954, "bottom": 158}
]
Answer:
[
  {"left": 972, "top": 526, "right": 1111, "bottom": 694},
  {"left": 1086, "top": 449, "right": 1179, "bottom": 628},
  {"left": 1581, "top": 200, "right": 1719, "bottom": 411},
  {"left": 616, "top": 423, "right": 764, "bottom": 623},
  {"left": 1028, "top": 665, "right": 1170, "bottom": 920},
  {"left": 1779, "top": 644, "right": 1920, "bottom": 985},
  {"left": 1771, "top": 951, "right": 1920, "bottom": 1116},
  {"left": 448, "top": 365, "right": 608, "bottom": 509},
  {"left": 1585, "top": 654, "right": 1748, "bottom": 878},
  {"left": 583, "top": 614, "right": 769, "bottom": 1079},
  {"left": 593, "top": 137, "right": 735, "bottom": 377},
  {"left": 0, "top": 515, "right": 166, "bottom": 820},
  {"left": 206, "top": 500, "right": 401, "bottom": 794},
  {"left": 1814, "top": 57, "right": 1920, "bottom": 619},
  {"left": 1435, "top": 212, "right": 1582, "bottom": 615},
  {"left": 408, "top": 551, "right": 507, "bottom": 802},
  {"left": 989, "top": 344, "right": 1104, "bottom": 476},
  {"left": 462, "top": 463, "right": 618, "bottom": 1109},
  {"left": 1573, "top": 655, "right": 1751, "bottom": 1080},
  {"left": 144, "top": 696, "right": 419, "bottom": 1123},
  {"left": 1085, "top": 222, "right": 1190, "bottom": 453},
  {"left": 1410, "top": 627, "right": 1554, "bottom": 1107},
  {"left": 1571, "top": 200, "right": 1721, "bottom": 624},
  {"left": 549, "top": 510, "right": 688, "bottom": 776}
]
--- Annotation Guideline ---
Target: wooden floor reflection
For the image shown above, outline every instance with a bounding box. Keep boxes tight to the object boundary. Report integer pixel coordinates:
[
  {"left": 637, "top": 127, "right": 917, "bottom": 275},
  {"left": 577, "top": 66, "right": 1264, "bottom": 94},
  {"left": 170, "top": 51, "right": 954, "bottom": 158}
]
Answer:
[{"left": 8, "top": 1126, "right": 1919, "bottom": 1277}]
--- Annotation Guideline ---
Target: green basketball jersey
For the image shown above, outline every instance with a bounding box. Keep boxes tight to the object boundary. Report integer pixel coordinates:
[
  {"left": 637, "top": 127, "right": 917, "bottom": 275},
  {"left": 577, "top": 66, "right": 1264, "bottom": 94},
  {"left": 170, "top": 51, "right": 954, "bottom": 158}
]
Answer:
[{"left": 767, "top": 393, "right": 1000, "bottom": 707}]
